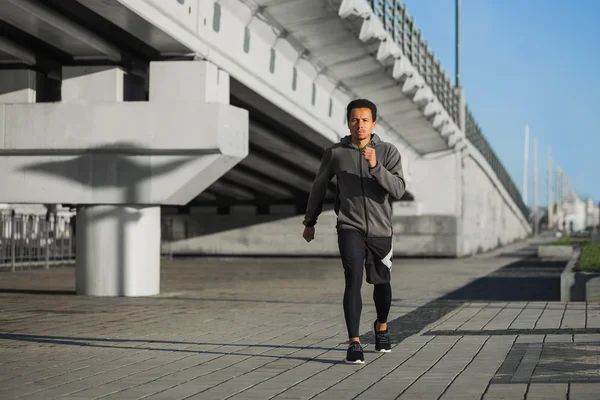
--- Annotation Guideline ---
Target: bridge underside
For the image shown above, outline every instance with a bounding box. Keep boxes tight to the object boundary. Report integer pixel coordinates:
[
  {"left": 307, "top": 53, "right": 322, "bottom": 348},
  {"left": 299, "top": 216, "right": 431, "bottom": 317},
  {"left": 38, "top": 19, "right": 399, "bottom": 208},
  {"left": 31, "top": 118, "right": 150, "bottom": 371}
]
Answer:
[
  {"left": 250, "top": 0, "right": 456, "bottom": 154},
  {"left": 185, "top": 86, "right": 414, "bottom": 212},
  {"left": 0, "top": 0, "right": 529, "bottom": 263},
  {"left": 0, "top": 0, "right": 415, "bottom": 223}
]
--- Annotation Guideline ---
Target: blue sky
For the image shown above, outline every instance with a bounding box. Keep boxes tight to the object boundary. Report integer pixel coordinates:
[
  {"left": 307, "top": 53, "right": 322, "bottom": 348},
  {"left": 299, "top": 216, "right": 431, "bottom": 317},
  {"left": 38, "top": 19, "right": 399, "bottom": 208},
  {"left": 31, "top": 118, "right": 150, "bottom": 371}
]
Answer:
[{"left": 401, "top": 0, "right": 600, "bottom": 205}]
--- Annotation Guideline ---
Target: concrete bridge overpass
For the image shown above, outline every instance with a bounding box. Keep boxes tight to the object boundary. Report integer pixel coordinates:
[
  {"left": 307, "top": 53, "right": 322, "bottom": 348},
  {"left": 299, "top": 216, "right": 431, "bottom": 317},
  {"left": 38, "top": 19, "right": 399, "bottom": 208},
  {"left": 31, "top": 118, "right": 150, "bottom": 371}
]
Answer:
[{"left": 0, "top": 0, "right": 531, "bottom": 296}]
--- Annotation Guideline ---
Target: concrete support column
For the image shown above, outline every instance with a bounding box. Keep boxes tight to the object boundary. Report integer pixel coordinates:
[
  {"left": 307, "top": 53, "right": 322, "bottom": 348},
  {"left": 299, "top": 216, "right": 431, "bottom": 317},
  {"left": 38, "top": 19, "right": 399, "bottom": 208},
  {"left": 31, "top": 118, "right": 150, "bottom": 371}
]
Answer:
[
  {"left": 76, "top": 205, "right": 160, "bottom": 296},
  {"left": 59, "top": 61, "right": 234, "bottom": 296},
  {"left": 62, "top": 65, "right": 160, "bottom": 296}
]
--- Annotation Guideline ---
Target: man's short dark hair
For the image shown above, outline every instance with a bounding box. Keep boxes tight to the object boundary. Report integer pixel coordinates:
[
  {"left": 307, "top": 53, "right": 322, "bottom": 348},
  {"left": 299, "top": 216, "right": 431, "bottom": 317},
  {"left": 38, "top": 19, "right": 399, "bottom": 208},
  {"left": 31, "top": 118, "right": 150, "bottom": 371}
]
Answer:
[{"left": 346, "top": 99, "right": 377, "bottom": 122}]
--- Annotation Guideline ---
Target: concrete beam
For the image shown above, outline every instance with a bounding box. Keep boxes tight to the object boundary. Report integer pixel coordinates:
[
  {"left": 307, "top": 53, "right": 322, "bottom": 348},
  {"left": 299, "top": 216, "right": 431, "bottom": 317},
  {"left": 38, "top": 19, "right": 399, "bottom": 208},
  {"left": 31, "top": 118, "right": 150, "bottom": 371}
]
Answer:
[
  {"left": 0, "top": 61, "right": 248, "bottom": 206},
  {"left": 0, "top": 37, "right": 36, "bottom": 65},
  {"left": 0, "top": 102, "right": 245, "bottom": 155},
  {"left": 0, "top": 69, "right": 36, "bottom": 103}
]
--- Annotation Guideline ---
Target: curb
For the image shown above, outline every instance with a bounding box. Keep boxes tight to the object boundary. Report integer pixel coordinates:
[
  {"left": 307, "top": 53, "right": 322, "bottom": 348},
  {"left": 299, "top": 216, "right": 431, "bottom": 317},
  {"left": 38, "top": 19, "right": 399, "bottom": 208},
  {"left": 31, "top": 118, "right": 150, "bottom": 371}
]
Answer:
[
  {"left": 561, "top": 248, "right": 600, "bottom": 302},
  {"left": 538, "top": 245, "right": 573, "bottom": 260}
]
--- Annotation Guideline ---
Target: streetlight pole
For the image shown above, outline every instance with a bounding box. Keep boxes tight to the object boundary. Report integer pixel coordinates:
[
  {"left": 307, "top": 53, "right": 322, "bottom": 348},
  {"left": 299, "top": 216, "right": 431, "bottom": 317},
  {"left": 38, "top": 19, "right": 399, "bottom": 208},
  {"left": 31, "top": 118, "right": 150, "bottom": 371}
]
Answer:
[
  {"left": 523, "top": 125, "right": 529, "bottom": 205},
  {"left": 533, "top": 136, "right": 539, "bottom": 236},
  {"left": 455, "top": 0, "right": 461, "bottom": 88},
  {"left": 455, "top": 0, "right": 466, "bottom": 131},
  {"left": 547, "top": 146, "right": 553, "bottom": 229},
  {"left": 556, "top": 164, "right": 562, "bottom": 231}
]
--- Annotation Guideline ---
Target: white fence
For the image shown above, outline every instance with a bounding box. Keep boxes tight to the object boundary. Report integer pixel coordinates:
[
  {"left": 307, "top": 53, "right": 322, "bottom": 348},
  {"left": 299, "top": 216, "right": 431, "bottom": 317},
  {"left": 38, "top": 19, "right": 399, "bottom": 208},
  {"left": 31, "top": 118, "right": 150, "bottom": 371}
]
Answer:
[{"left": 0, "top": 211, "right": 75, "bottom": 270}]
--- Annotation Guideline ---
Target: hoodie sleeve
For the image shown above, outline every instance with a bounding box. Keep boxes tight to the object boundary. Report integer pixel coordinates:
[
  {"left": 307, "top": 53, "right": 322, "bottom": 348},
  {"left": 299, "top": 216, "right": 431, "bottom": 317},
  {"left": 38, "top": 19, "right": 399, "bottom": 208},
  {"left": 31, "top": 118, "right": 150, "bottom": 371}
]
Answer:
[
  {"left": 303, "top": 147, "right": 334, "bottom": 227},
  {"left": 369, "top": 144, "right": 406, "bottom": 201}
]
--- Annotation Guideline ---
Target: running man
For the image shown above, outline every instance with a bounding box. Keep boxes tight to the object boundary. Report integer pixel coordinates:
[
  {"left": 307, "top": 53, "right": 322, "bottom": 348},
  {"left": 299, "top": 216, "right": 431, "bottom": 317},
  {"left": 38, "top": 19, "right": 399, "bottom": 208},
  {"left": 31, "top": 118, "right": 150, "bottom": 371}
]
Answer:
[{"left": 302, "top": 99, "right": 406, "bottom": 364}]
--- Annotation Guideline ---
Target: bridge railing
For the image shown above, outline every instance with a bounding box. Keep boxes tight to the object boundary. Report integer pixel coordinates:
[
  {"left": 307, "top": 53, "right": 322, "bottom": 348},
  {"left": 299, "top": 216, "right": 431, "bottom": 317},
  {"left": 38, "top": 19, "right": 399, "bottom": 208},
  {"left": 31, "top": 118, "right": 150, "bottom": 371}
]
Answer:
[
  {"left": 0, "top": 212, "right": 75, "bottom": 271},
  {"left": 368, "top": 0, "right": 529, "bottom": 218},
  {"left": 369, "top": 0, "right": 459, "bottom": 123}
]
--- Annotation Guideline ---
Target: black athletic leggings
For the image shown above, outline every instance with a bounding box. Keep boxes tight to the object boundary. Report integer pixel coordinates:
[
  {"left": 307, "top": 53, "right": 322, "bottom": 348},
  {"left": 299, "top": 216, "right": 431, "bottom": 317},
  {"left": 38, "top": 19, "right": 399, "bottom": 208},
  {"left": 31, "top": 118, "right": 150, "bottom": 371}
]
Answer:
[{"left": 338, "top": 229, "right": 392, "bottom": 339}]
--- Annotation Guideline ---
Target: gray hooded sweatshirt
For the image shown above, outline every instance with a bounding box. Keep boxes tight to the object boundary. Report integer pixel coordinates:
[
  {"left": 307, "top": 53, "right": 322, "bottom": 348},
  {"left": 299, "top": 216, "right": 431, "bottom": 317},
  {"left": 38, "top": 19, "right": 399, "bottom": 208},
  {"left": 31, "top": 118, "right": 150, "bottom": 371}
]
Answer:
[{"left": 303, "top": 133, "right": 406, "bottom": 237}]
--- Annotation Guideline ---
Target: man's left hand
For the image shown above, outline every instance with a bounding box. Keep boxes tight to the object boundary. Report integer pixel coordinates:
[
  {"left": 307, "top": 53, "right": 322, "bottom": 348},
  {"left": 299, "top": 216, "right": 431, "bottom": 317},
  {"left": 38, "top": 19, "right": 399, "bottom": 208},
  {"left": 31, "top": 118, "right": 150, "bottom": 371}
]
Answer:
[{"left": 363, "top": 146, "right": 377, "bottom": 168}]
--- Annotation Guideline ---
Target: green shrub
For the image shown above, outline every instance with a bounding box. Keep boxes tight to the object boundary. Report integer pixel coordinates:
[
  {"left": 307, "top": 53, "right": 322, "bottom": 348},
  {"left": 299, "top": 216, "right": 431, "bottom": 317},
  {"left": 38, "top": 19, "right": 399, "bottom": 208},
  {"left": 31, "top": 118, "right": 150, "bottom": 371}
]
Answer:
[
  {"left": 579, "top": 244, "right": 600, "bottom": 273},
  {"left": 545, "top": 236, "right": 590, "bottom": 246}
]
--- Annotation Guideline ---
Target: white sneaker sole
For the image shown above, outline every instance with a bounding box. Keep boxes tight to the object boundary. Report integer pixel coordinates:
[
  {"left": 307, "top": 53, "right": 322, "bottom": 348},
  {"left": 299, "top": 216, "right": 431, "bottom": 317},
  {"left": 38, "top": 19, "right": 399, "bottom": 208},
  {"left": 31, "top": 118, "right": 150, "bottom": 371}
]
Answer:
[{"left": 345, "top": 359, "right": 365, "bottom": 364}]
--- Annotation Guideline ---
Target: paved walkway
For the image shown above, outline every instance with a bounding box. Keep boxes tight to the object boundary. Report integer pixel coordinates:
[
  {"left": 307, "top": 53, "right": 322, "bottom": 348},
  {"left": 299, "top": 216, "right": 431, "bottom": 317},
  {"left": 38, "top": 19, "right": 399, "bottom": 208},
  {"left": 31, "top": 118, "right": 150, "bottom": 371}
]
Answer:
[{"left": 0, "top": 239, "right": 597, "bottom": 399}]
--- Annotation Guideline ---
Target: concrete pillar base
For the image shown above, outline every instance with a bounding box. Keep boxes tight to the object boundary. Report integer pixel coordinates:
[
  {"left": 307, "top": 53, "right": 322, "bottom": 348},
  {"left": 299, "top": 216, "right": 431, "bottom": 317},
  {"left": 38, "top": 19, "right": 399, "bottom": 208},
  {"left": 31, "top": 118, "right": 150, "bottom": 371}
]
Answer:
[{"left": 75, "top": 205, "right": 160, "bottom": 296}]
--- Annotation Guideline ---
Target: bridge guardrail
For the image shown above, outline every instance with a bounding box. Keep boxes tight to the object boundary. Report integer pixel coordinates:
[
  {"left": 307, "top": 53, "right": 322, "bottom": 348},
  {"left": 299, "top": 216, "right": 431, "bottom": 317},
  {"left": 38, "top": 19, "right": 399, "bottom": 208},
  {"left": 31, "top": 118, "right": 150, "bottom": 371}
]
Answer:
[
  {"left": 369, "top": 0, "right": 529, "bottom": 218},
  {"left": 0, "top": 212, "right": 75, "bottom": 271}
]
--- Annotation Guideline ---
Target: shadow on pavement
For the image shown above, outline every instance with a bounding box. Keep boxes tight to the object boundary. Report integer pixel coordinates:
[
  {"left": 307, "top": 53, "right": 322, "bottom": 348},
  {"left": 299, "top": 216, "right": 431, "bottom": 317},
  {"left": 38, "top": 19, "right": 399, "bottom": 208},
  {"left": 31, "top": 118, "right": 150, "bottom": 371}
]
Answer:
[
  {"left": 362, "top": 248, "right": 566, "bottom": 345},
  {"left": 440, "top": 256, "right": 565, "bottom": 302},
  {"left": 0, "top": 289, "right": 75, "bottom": 295},
  {"left": 493, "top": 242, "right": 545, "bottom": 258},
  {"left": 164, "top": 297, "right": 342, "bottom": 306},
  {"left": 361, "top": 300, "right": 465, "bottom": 345},
  {"left": 0, "top": 241, "right": 566, "bottom": 359},
  {"left": 0, "top": 333, "right": 343, "bottom": 364},
  {"left": 424, "top": 327, "right": 600, "bottom": 336}
]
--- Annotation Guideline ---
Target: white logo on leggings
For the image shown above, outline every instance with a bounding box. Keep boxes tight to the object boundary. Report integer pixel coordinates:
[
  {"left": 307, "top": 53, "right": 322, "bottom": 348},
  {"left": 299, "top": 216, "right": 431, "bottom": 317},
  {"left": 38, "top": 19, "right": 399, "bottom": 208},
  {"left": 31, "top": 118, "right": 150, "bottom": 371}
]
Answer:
[{"left": 381, "top": 245, "right": 393, "bottom": 270}]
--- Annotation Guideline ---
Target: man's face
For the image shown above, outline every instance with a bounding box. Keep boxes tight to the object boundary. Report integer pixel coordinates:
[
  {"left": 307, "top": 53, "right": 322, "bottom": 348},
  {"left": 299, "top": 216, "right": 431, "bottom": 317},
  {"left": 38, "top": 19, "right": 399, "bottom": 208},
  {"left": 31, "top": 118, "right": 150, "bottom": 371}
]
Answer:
[{"left": 348, "top": 108, "right": 376, "bottom": 142}]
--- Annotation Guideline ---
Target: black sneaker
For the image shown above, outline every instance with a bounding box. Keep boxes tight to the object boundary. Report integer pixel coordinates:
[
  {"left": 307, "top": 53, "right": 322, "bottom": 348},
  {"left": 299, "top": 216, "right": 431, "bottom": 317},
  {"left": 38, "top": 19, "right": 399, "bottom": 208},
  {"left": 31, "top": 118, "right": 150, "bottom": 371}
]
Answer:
[
  {"left": 345, "top": 341, "right": 365, "bottom": 364},
  {"left": 373, "top": 321, "right": 392, "bottom": 353}
]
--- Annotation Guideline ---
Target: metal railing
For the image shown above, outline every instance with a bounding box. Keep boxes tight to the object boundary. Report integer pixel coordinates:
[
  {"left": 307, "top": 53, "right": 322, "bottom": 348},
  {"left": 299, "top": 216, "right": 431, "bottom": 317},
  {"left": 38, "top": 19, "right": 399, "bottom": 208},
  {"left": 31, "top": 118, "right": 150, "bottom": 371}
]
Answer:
[
  {"left": 161, "top": 215, "right": 199, "bottom": 243},
  {"left": 369, "top": 0, "right": 459, "bottom": 123},
  {"left": 368, "top": 0, "right": 529, "bottom": 219},
  {"left": 0, "top": 212, "right": 75, "bottom": 270}
]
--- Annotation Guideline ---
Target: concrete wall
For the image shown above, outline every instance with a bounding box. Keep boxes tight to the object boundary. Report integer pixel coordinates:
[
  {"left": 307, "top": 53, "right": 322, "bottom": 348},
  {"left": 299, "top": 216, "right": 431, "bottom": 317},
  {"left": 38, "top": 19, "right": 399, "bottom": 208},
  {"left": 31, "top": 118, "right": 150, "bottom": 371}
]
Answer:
[
  {"left": 410, "top": 151, "right": 460, "bottom": 215},
  {"left": 161, "top": 208, "right": 459, "bottom": 257},
  {"left": 161, "top": 205, "right": 301, "bottom": 239},
  {"left": 392, "top": 213, "right": 458, "bottom": 256},
  {"left": 459, "top": 150, "right": 531, "bottom": 256}
]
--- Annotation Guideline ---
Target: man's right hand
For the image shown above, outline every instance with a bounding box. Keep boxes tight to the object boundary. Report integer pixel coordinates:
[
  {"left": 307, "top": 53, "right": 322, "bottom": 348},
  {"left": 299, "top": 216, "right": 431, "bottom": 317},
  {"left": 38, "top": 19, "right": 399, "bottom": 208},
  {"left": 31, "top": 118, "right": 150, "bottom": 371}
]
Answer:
[{"left": 303, "top": 226, "right": 315, "bottom": 242}]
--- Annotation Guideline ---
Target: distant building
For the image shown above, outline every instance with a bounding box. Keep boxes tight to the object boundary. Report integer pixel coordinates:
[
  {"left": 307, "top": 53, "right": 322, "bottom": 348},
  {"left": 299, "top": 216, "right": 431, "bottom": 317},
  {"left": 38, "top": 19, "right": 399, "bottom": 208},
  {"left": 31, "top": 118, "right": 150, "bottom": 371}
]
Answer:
[
  {"left": 586, "top": 199, "right": 600, "bottom": 230},
  {"left": 553, "top": 192, "right": 599, "bottom": 233}
]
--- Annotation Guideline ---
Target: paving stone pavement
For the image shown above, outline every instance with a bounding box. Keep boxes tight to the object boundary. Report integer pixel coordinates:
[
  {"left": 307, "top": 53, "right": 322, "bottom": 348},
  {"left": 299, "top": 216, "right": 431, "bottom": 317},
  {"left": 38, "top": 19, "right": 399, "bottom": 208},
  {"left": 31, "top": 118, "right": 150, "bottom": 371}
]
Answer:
[{"left": 1, "top": 238, "right": 600, "bottom": 399}]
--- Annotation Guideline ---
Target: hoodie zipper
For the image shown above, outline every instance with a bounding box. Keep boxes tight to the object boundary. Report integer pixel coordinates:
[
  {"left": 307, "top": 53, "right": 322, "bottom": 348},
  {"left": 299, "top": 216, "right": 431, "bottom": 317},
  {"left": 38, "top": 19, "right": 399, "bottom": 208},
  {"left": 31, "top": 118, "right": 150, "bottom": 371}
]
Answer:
[{"left": 358, "top": 147, "right": 370, "bottom": 237}]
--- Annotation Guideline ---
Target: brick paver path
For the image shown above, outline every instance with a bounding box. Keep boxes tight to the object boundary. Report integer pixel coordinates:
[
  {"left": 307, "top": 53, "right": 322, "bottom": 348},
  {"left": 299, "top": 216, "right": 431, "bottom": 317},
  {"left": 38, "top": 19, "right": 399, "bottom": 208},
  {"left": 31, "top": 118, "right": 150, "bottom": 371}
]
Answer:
[{"left": 2, "top": 239, "right": 599, "bottom": 399}]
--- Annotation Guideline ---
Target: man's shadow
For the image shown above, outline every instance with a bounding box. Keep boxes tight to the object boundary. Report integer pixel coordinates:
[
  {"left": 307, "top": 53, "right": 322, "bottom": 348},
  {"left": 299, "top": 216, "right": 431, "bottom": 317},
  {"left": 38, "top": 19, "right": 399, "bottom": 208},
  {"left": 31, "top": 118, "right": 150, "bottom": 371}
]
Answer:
[{"left": 19, "top": 142, "right": 204, "bottom": 295}]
